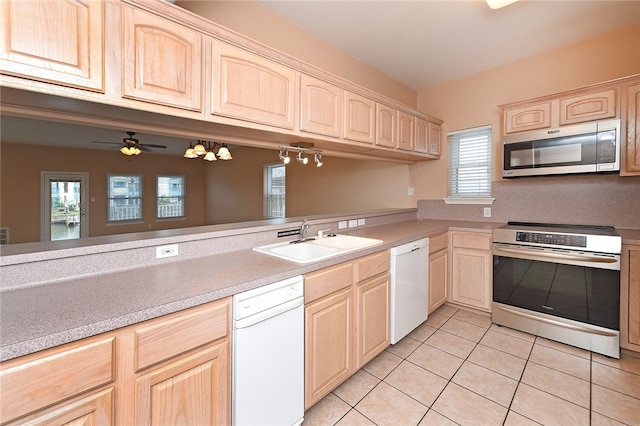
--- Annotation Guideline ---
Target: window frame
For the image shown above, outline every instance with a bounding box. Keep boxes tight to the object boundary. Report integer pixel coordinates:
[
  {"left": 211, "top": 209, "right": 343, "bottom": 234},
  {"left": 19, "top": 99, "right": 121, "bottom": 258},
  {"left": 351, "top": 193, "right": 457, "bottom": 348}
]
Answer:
[
  {"left": 156, "top": 175, "right": 186, "bottom": 220},
  {"left": 107, "top": 174, "right": 143, "bottom": 223},
  {"left": 444, "top": 125, "right": 494, "bottom": 205},
  {"left": 263, "top": 163, "right": 286, "bottom": 219}
]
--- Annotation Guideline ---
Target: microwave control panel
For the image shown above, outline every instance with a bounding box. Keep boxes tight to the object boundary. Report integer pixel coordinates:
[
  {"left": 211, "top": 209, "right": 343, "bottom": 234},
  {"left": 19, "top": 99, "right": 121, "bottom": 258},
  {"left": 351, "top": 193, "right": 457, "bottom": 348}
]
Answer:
[{"left": 516, "top": 232, "right": 587, "bottom": 248}]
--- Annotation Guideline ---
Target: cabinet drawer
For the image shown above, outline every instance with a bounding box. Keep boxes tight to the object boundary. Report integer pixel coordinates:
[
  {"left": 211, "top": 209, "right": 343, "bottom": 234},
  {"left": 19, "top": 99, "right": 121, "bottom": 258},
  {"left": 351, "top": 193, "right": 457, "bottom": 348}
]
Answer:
[
  {"left": 356, "top": 250, "right": 390, "bottom": 282},
  {"left": 429, "top": 232, "right": 448, "bottom": 253},
  {"left": 0, "top": 337, "right": 114, "bottom": 423},
  {"left": 305, "top": 262, "right": 354, "bottom": 304},
  {"left": 135, "top": 298, "right": 230, "bottom": 371},
  {"left": 451, "top": 231, "right": 491, "bottom": 250}
]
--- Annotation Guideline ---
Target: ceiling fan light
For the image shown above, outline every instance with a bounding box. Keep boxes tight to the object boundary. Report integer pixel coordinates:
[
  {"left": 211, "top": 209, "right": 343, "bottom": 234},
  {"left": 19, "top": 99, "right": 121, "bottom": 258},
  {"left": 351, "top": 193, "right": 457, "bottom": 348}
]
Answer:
[
  {"left": 217, "top": 145, "right": 232, "bottom": 160},
  {"left": 183, "top": 147, "right": 197, "bottom": 158},
  {"left": 193, "top": 141, "right": 207, "bottom": 156},
  {"left": 132, "top": 147, "right": 142, "bottom": 155},
  {"left": 120, "top": 146, "right": 131, "bottom": 155},
  {"left": 204, "top": 150, "right": 217, "bottom": 161},
  {"left": 486, "top": 0, "right": 518, "bottom": 9}
]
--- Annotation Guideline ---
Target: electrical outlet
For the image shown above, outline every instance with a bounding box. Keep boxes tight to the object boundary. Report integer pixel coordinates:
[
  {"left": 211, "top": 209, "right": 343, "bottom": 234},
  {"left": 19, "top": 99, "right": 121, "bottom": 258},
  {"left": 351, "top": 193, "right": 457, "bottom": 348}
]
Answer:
[
  {"left": 156, "top": 244, "right": 178, "bottom": 258},
  {"left": 357, "top": 218, "right": 365, "bottom": 226},
  {"left": 338, "top": 221, "right": 348, "bottom": 229},
  {"left": 348, "top": 219, "right": 358, "bottom": 228},
  {"left": 408, "top": 187, "right": 415, "bottom": 196},
  {"left": 483, "top": 207, "right": 492, "bottom": 218}
]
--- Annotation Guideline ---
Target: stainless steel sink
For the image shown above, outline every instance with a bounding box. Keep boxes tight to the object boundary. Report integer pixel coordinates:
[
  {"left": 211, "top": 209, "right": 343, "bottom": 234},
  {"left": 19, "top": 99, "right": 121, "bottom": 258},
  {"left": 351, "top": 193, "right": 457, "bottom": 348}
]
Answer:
[{"left": 253, "top": 234, "right": 383, "bottom": 264}]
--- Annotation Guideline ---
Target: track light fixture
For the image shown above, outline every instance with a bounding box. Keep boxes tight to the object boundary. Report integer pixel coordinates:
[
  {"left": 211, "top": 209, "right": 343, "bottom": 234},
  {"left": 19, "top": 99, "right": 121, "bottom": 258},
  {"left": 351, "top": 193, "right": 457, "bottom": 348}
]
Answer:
[
  {"left": 184, "top": 140, "right": 233, "bottom": 161},
  {"left": 279, "top": 144, "right": 323, "bottom": 167},
  {"left": 279, "top": 147, "right": 291, "bottom": 164}
]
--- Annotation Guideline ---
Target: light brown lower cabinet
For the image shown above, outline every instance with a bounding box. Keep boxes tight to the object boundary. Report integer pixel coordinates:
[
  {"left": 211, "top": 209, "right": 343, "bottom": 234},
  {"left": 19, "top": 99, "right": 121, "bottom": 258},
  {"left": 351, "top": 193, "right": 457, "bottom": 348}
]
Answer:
[
  {"left": 428, "top": 232, "right": 448, "bottom": 314},
  {"left": 304, "top": 251, "right": 390, "bottom": 410},
  {"left": 621, "top": 244, "right": 640, "bottom": 352},
  {"left": 449, "top": 231, "right": 492, "bottom": 312},
  {"left": 0, "top": 297, "right": 231, "bottom": 425}
]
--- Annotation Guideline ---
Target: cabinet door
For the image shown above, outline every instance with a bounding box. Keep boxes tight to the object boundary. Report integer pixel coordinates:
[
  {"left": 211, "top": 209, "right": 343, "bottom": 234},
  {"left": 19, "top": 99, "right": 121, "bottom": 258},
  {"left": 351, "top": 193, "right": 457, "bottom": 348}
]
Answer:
[
  {"left": 304, "top": 287, "right": 352, "bottom": 409},
  {"left": 428, "top": 122, "right": 442, "bottom": 156},
  {"left": 0, "top": 0, "right": 104, "bottom": 91},
  {"left": 414, "top": 118, "right": 429, "bottom": 153},
  {"left": 135, "top": 341, "right": 230, "bottom": 426},
  {"left": 356, "top": 274, "right": 390, "bottom": 369},
  {"left": 376, "top": 103, "right": 397, "bottom": 148},
  {"left": 504, "top": 102, "right": 552, "bottom": 133},
  {"left": 622, "top": 83, "right": 640, "bottom": 176},
  {"left": 212, "top": 41, "right": 296, "bottom": 129},
  {"left": 0, "top": 337, "right": 114, "bottom": 424},
  {"left": 559, "top": 89, "right": 616, "bottom": 125},
  {"left": 123, "top": 6, "right": 203, "bottom": 111},
  {"left": 344, "top": 91, "right": 376, "bottom": 144},
  {"left": 4, "top": 388, "right": 113, "bottom": 426},
  {"left": 429, "top": 249, "right": 448, "bottom": 314},
  {"left": 450, "top": 247, "right": 492, "bottom": 311},
  {"left": 300, "top": 74, "right": 342, "bottom": 137},
  {"left": 622, "top": 246, "right": 640, "bottom": 349},
  {"left": 397, "top": 111, "right": 415, "bottom": 151}
]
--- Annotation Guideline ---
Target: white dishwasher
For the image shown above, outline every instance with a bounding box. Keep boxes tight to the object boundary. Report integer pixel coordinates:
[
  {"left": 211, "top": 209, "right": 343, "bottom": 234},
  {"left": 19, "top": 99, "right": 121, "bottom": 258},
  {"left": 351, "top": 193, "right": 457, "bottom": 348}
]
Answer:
[
  {"left": 232, "top": 275, "right": 304, "bottom": 426},
  {"left": 390, "top": 238, "right": 429, "bottom": 344}
]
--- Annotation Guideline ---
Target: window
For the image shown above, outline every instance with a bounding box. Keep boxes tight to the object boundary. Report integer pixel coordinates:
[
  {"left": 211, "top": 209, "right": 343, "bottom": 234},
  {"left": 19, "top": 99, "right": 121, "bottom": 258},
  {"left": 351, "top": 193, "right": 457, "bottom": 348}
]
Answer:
[
  {"left": 157, "top": 175, "right": 185, "bottom": 219},
  {"left": 108, "top": 175, "right": 142, "bottom": 222},
  {"left": 446, "top": 125, "right": 493, "bottom": 203},
  {"left": 264, "top": 164, "right": 285, "bottom": 218}
]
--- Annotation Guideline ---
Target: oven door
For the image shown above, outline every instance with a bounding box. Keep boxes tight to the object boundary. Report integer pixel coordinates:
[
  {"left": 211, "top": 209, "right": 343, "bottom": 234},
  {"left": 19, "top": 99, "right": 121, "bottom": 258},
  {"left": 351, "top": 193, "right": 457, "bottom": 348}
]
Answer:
[{"left": 492, "top": 244, "right": 620, "bottom": 330}]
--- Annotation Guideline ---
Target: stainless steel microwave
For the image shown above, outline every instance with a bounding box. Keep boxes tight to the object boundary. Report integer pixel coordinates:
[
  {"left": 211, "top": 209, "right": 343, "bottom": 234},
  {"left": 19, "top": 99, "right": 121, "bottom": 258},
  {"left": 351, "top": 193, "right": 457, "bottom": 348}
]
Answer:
[{"left": 502, "top": 118, "right": 620, "bottom": 178}]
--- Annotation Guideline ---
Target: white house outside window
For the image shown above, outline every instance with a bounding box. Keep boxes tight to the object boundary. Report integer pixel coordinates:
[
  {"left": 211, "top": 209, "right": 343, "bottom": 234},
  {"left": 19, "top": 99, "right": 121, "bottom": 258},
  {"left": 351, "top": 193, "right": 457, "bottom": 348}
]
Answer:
[
  {"left": 157, "top": 175, "right": 185, "bottom": 219},
  {"left": 108, "top": 174, "right": 142, "bottom": 222},
  {"left": 445, "top": 125, "right": 494, "bottom": 204}
]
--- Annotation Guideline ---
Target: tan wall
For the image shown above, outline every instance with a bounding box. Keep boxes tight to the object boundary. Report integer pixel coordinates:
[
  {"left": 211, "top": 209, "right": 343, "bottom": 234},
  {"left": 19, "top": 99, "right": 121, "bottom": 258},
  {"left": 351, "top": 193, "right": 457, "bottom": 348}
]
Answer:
[
  {"left": 1, "top": 143, "right": 207, "bottom": 244},
  {"left": 177, "top": 0, "right": 417, "bottom": 107},
  {"left": 205, "top": 146, "right": 414, "bottom": 224},
  {"left": 412, "top": 23, "right": 640, "bottom": 200}
]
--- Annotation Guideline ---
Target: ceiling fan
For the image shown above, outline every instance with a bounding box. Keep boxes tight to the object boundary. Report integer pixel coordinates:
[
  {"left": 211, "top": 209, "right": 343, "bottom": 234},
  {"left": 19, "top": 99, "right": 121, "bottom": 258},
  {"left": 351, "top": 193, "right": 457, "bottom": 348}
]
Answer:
[{"left": 91, "top": 131, "right": 167, "bottom": 156}]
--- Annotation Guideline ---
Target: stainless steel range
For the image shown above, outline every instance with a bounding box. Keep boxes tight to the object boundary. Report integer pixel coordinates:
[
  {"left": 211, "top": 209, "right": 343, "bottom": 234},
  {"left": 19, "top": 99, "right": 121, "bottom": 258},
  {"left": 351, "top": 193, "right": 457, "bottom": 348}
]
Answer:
[{"left": 492, "top": 222, "right": 622, "bottom": 358}]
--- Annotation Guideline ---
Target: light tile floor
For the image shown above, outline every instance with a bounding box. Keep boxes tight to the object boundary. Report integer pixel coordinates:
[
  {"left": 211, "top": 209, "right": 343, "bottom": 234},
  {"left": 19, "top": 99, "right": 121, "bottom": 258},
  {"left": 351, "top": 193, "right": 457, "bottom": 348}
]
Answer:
[{"left": 303, "top": 305, "right": 640, "bottom": 426}]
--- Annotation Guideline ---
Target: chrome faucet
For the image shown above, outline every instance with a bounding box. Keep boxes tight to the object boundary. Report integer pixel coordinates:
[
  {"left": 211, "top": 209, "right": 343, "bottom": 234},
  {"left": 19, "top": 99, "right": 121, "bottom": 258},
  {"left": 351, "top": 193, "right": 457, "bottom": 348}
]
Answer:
[{"left": 299, "top": 219, "right": 309, "bottom": 241}]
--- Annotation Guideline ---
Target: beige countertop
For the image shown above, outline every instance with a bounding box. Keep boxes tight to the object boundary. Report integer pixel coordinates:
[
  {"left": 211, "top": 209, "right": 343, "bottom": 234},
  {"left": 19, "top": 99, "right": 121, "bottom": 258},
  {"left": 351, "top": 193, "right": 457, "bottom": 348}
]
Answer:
[{"left": 2, "top": 218, "right": 636, "bottom": 362}]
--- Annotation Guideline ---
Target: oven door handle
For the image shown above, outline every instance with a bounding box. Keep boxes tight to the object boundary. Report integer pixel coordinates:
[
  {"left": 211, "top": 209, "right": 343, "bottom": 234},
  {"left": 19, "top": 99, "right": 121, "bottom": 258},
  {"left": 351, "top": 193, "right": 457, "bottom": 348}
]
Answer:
[
  {"left": 493, "top": 246, "right": 618, "bottom": 265},
  {"left": 493, "top": 304, "right": 618, "bottom": 337}
]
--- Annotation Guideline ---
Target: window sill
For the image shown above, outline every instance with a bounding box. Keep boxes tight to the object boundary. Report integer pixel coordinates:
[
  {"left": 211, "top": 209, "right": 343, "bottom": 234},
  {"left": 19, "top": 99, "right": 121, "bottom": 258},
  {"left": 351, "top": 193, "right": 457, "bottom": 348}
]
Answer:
[{"left": 442, "top": 197, "right": 495, "bottom": 205}]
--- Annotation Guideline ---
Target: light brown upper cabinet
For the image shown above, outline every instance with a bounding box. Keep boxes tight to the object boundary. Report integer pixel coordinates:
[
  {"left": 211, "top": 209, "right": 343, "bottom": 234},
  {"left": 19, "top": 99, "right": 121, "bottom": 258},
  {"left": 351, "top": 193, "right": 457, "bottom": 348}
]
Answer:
[
  {"left": 504, "top": 102, "right": 552, "bottom": 134},
  {"left": 376, "top": 103, "right": 397, "bottom": 148},
  {"left": 415, "top": 118, "right": 429, "bottom": 153},
  {"left": 122, "top": 6, "right": 203, "bottom": 111},
  {"left": 397, "top": 111, "right": 415, "bottom": 151},
  {"left": 343, "top": 91, "right": 376, "bottom": 144},
  {"left": 212, "top": 41, "right": 297, "bottom": 130},
  {"left": 300, "top": 74, "right": 342, "bottom": 138},
  {"left": 621, "top": 83, "right": 640, "bottom": 176},
  {"left": 429, "top": 122, "right": 442, "bottom": 156},
  {"left": 0, "top": 0, "right": 104, "bottom": 92},
  {"left": 559, "top": 89, "right": 616, "bottom": 126}
]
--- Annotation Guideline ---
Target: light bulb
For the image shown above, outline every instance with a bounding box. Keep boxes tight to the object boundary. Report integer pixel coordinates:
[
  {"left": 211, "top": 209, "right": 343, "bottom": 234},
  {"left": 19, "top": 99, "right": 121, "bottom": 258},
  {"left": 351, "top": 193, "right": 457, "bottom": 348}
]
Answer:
[
  {"left": 217, "top": 145, "right": 232, "bottom": 160},
  {"left": 193, "top": 141, "right": 206, "bottom": 156},
  {"left": 204, "top": 151, "right": 217, "bottom": 161}
]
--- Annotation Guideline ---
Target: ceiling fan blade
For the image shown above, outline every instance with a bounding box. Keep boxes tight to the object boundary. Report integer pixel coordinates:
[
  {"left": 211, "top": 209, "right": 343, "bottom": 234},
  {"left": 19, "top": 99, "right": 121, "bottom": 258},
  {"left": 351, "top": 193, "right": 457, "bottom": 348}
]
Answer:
[
  {"left": 90, "top": 141, "right": 119, "bottom": 145},
  {"left": 143, "top": 144, "right": 167, "bottom": 149},
  {"left": 140, "top": 145, "right": 153, "bottom": 152}
]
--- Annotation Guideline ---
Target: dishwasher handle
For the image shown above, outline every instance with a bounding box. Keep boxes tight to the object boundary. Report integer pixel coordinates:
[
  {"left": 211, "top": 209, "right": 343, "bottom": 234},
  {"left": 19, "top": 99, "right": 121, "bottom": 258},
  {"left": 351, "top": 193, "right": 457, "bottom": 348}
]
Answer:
[{"left": 234, "top": 297, "right": 303, "bottom": 329}]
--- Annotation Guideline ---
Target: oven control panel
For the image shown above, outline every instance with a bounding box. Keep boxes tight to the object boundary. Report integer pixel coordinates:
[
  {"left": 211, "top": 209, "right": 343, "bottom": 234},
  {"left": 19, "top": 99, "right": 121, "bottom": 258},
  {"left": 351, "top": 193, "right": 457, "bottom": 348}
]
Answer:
[{"left": 516, "top": 232, "right": 587, "bottom": 248}]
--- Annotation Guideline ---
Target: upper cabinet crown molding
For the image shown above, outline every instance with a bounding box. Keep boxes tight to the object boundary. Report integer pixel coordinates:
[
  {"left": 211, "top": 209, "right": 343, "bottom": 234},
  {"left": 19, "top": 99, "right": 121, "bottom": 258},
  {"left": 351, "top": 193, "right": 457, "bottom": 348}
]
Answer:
[{"left": 0, "top": 0, "right": 104, "bottom": 92}]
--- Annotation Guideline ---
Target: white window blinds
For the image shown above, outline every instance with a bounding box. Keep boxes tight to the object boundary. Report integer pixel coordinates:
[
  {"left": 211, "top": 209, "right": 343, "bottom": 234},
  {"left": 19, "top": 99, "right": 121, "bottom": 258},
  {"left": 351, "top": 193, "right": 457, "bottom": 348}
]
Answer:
[{"left": 447, "top": 125, "right": 492, "bottom": 199}]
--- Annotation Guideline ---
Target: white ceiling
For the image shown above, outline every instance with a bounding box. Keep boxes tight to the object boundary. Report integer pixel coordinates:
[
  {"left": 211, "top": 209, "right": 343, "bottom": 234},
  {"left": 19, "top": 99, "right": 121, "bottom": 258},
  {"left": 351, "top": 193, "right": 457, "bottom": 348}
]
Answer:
[{"left": 257, "top": 0, "right": 640, "bottom": 90}]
